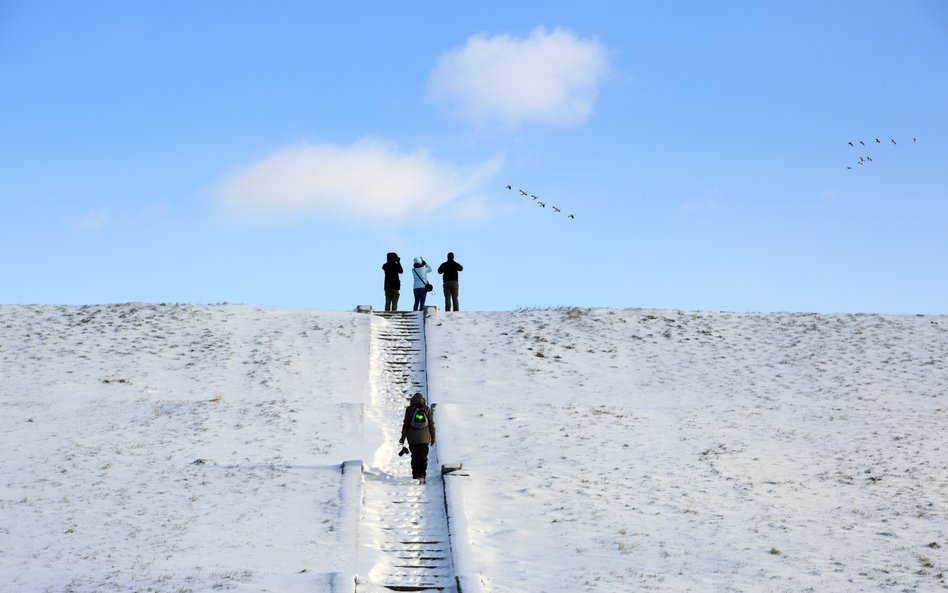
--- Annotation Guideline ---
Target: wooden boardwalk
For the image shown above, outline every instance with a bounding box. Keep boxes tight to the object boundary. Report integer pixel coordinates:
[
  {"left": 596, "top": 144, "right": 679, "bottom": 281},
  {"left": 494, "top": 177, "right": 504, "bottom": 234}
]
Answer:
[{"left": 357, "top": 311, "right": 456, "bottom": 593}]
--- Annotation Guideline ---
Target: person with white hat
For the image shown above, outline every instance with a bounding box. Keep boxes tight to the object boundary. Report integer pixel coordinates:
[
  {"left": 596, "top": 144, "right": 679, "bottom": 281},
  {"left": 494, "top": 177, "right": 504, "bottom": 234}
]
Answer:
[{"left": 411, "top": 257, "right": 432, "bottom": 311}]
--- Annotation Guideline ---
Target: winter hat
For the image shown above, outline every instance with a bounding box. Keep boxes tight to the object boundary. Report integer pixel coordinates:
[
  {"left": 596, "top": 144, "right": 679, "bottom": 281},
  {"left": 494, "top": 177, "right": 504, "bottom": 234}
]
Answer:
[{"left": 414, "top": 257, "right": 423, "bottom": 265}]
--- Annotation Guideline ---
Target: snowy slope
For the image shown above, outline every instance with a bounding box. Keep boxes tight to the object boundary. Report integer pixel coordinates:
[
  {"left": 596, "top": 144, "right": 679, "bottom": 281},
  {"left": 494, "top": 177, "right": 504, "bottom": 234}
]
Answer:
[
  {"left": 426, "top": 308, "right": 948, "bottom": 592},
  {"left": 0, "top": 304, "right": 373, "bottom": 592},
  {"left": 2, "top": 304, "right": 947, "bottom": 592}
]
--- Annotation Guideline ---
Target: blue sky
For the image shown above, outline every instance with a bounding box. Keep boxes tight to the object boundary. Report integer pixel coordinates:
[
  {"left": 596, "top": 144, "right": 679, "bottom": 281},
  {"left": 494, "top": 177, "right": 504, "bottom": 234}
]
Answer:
[{"left": 2, "top": 1, "right": 946, "bottom": 313}]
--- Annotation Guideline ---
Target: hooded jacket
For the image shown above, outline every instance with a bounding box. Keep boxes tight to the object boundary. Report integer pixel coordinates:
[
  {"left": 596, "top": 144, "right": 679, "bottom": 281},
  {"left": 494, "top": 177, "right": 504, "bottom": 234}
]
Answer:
[
  {"left": 401, "top": 393, "right": 435, "bottom": 445},
  {"left": 383, "top": 253, "right": 403, "bottom": 290},
  {"left": 412, "top": 262, "right": 432, "bottom": 289}
]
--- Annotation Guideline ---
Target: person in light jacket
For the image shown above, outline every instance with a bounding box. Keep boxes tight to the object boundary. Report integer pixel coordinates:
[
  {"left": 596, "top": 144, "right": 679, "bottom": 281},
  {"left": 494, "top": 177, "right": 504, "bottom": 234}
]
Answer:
[
  {"left": 399, "top": 392, "right": 436, "bottom": 483},
  {"left": 411, "top": 257, "right": 432, "bottom": 311}
]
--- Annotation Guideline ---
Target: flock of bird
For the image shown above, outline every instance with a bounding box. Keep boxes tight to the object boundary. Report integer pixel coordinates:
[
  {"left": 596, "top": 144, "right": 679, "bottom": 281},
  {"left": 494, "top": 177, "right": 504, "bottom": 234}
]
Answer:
[
  {"left": 845, "top": 137, "right": 916, "bottom": 170},
  {"left": 505, "top": 185, "right": 575, "bottom": 219}
]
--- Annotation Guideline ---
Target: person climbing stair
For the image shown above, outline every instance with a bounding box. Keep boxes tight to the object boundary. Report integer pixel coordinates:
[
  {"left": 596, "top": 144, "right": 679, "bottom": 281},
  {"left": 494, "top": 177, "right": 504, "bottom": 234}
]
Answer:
[{"left": 399, "top": 392, "right": 436, "bottom": 483}]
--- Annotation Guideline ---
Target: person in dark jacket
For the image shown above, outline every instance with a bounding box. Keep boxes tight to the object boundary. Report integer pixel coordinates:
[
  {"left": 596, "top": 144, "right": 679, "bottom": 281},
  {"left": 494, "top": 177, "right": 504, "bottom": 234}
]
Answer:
[
  {"left": 382, "top": 252, "right": 403, "bottom": 312},
  {"left": 399, "top": 392, "right": 436, "bottom": 483},
  {"left": 437, "top": 252, "right": 463, "bottom": 311}
]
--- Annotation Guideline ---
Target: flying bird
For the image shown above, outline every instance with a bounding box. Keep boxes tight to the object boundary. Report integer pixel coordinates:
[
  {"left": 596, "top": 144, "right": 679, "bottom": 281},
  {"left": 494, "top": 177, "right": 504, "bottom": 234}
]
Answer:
[
  {"left": 507, "top": 184, "right": 576, "bottom": 221},
  {"left": 844, "top": 134, "right": 921, "bottom": 173}
]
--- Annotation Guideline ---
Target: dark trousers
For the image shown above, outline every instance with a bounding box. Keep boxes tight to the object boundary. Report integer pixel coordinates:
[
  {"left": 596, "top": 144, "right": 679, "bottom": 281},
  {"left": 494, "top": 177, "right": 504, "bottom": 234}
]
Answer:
[
  {"left": 409, "top": 443, "right": 429, "bottom": 479},
  {"left": 413, "top": 287, "right": 427, "bottom": 311},
  {"left": 384, "top": 289, "right": 399, "bottom": 311},
  {"left": 443, "top": 281, "right": 459, "bottom": 311}
]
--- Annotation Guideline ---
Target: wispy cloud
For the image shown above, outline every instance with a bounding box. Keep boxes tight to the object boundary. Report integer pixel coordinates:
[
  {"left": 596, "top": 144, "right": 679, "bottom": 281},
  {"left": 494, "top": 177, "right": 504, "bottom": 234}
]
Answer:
[
  {"left": 71, "top": 208, "right": 111, "bottom": 231},
  {"left": 215, "top": 139, "right": 501, "bottom": 222},
  {"left": 427, "top": 26, "right": 609, "bottom": 128},
  {"left": 450, "top": 197, "right": 492, "bottom": 222},
  {"left": 678, "top": 196, "right": 721, "bottom": 215}
]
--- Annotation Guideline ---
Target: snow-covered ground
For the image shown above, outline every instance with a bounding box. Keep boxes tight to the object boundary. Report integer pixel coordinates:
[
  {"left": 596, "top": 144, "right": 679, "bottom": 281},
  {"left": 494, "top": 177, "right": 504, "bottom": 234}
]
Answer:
[
  {"left": 0, "top": 304, "right": 373, "bottom": 593},
  {"left": 428, "top": 308, "right": 948, "bottom": 592},
  {"left": 2, "top": 304, "right": 947, "bottom": 592}
]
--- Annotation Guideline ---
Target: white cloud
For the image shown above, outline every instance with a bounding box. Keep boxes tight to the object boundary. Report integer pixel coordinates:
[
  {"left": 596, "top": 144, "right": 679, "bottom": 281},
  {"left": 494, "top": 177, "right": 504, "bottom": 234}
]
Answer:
[
  {"left": 427, "top": 26, "right": 609, "bottom": 128},
  {"left": 450, "top": 198, "right": 492, "bottom": 222},
  {"left": 72, "top": 208, "right": 111, "bottom": 231},
  {"left": 215, "top": 140, "right": 501, "bottom": 222}
]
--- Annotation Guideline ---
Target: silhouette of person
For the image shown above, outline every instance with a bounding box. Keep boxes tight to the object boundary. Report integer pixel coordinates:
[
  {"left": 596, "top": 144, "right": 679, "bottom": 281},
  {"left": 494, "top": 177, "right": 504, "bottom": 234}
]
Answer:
[
  {"left": 382, "top": 252, "right": 403, "bottom": 312},
  {"left": 437, "top": 252, "right": 463, "bottom": 311}
]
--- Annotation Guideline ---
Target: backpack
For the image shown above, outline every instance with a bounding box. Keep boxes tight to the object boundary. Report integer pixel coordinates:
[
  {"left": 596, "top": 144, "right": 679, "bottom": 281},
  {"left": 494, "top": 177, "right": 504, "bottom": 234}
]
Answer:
[{"left": 410, "top": 406, "right": 429, "bottom": 430}]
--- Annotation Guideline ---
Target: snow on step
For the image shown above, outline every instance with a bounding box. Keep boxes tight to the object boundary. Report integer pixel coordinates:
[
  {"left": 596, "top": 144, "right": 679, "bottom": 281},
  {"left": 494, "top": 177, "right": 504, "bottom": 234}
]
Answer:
[{"left": 359, "top": 312, "right": 456, "bottom": 593}]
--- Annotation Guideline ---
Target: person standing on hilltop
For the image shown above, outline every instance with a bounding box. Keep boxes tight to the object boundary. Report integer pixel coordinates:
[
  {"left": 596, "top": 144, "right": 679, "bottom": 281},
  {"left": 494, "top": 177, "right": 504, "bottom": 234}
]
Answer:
[
  {"left": 399, "top": 392, "right": 436, "bottom": 484},
  {"left": 437, "top": 252, "right": 463, "bottom": 312},
  {"left": 382, "top": 252, "right": 403, "bottom": 312},
  {"left": 411, "top": 257, "right": 432, "bottom": 311}
]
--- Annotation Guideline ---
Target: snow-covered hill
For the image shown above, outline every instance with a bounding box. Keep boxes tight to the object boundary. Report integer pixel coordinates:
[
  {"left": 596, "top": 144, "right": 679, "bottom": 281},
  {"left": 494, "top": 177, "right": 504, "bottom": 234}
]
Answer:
[{"left": 2, "top": 304, "right": 946, "bottom": 592}]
